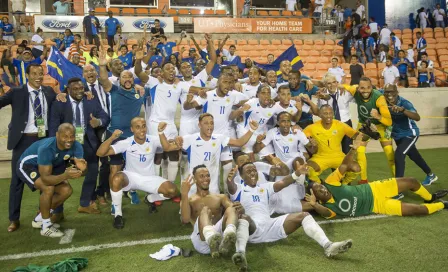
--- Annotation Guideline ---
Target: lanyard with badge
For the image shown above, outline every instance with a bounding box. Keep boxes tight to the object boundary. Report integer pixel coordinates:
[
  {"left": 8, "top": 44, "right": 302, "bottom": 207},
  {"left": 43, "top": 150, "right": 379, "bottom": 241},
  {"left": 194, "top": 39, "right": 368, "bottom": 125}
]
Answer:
[
  {"left": 29, "top": 92, "right": 46, "bottom": 138},
  {"left": 73, "top": 102, "right": 85, "bottom": 144}
]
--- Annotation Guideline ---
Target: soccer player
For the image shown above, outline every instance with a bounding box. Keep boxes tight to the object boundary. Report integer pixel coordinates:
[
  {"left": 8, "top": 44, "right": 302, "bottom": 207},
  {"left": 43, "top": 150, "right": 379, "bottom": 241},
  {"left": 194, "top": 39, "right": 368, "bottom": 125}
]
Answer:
[
  {"left": 96, "top": 117, "right": 179, "bottom": 229},
  {"left": 183, "top": 71, "right": 248, "bottom": 192},
  {"left": 241, "top": 67, "right": 262, "bottom": 98},
  {"left": 227, "top": 162, "right": 353, "bottom": 257},
  {"left": 158, "top": 113, "right": 258, "bottom": 195},
  {"left": 382, "top": 84, "right": 438, "bottom": 187},
  {"left": 303, "top": 105, "right": 362, "bottom": 184},
  {"left": 306, "top": 134, "right": 448, "bottom": 218},
  {"left": 253, "top": 112, "right": 316, "bottom": 214},
  {"left": 234, "top": 84, "right": 282, "bottom": 159},
  {"left": 180, "top": 165, "right": 249, "bottom": 271},
  {"left": 17, "top": 123, "right": 86, "bottom": 237},
  {"left": 277, "top": 60, "right": 292, "bottom": 83},
  {"left": 272, "top": 85, "right": 318, "bottom": 125},
  {"left": 341, "top": 77, "right": 394, "bottom": 184}
]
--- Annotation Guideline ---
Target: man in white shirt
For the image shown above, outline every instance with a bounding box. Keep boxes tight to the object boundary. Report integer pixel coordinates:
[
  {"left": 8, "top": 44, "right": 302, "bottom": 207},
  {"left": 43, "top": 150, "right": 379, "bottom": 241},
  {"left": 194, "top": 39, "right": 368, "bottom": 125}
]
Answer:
[
  {"left": 286, "top": 0, "right": 297, "bottom": 11},
  {"left": 382, "top": 57, "right": 400, "bottom": 85},
  {"left": 368, "top": 17, "right": 379, "bottom": 37},
  {"left": 327, "top": 57, "right": 346, "bottom": 83},
  {"left": 96, "top": 118, "right": 179, "bottom": 229},
  {"left": 379, "top": 24, "right": 391, "bottom": 47},
  {"left": 433, "top": 4, "right": 446, "bottom": 28},
  {"left": 355, "top": 0, "right": 365, "bottom": 19},
  {"left": 415, "top": 31, "right": 427, "bottom": 61},
  {"left": 222, "top": 45, "right": 238, "bottom": 62},
  {"left": 313, "top": 0, "right": 325, "bottom": 21}
]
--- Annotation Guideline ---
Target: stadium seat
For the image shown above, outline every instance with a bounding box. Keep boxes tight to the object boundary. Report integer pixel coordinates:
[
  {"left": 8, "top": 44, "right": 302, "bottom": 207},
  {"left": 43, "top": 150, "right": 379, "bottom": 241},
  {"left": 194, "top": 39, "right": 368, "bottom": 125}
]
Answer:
[
  {"left": 237, "top": 40, "right": 248, "bottom": 45},
  {"left": 108, "top": 7, "right": 120, "bottom": 14},
  {"left": 269, "top": 11, "right": 281, "bottom": 16},
  {"left": 323, "top": 45, "right": 333, "bottom": 51},
  {"left": 436, "top": 37, "right": 448, "bottom": 43},
  {"left": 325, "top": 40, "right": 335, "bottom": 45},
  {"left": 190, "top": 10, "right": 201, "bottom": 15},
  {"left": 436, "top": 45, "right": 448, "bottom": 52},
  {"left": 402, "top": 29, "right": 412, "bottom": 34},
  {"left": 178, "top": 9, "right": 189, "bottom": 15},
  {"left": 365, "top": 70, "right": 378, "bottom": 79},
  {"left": 371, "top": 78, "right": 379, "bottom": 87},
  {"left": 215, "top": 10, "right": 227, "bottom": 15},
  {"left": 304, "top": 63, "right": 316, "bottom": 70},
  {"left": 302, "top": 44, "right": 313, "bottom": 50},
  {"left": 333, "top": 49, "right": 343, "bottom": 56},
  {"left": 402, "top": 33, "right": 412, "bottom": 39},
  {"left": 282, "top": 39, "right": 293, "bottom": 45},
  {"left": 321, "top": 50, "right": 332, "bottom": 57},
  {"left": 341, "top": 63, "right": 350, "bottom": 71},
  {"left": 314, "top": 45, "right": 324, "bottom": 51},
  {"left": 248, "top": 39, "right": 259, "bottom": 45},
  {"left": 314, "top": 40, "right": 324, "bottom": 45},
  {"left": 293, "top": 11, "right": 303, "bottom": 16},
  {"left": 304, "top": 39, "right": 314, "bottom": 45},
  {"left": 271, "top": 39, "right": 281, "bottom": 45},
  {"left": 266, "top": 44, "right": 277, "bottom": 51},
  {"left": 260, "top": 40, "right": 270, "bottom": 45},
  {"left": 282, "top": 11, "right": 293, "bottom": 16},
  {"left": 392, "top": 29, "right": 402, "bottom": 35},
  {"left": 435, "top": 32, "right": 445, "bottom": 39},
  {"left": 257, "top": 10, "right": 269, "bottom": 16},
  {"left": 366, "top": 63, "right": 377, "bottom": 70},
  {"left": 136, "top": 8, "right": 149, "bottom": 15},
  {"left": 253, "top": 45, "right": 265, "bottom": 51},
  {"left": 203, "top": 10, "right": 214, "bottom": 15},
  {"left": 313, "top": 71, "right": 326, "bottom": 80},
  {"left": 306, "top": 56, "right": 318, "bottom": 63},
  {"left": 248, "top": 51, "right": 259, "bottom": 57},
  {"left": 95, "top": 7, "right": 107, "bottom": 14},
  {"left": 278, "top": 45, "right": 290, "bottom": 51},
  {"left": 149, "top": 9, "right": 163, "bottom": 15},
  {"left": 225, "top": 40, "right": 236, "bottom": 45},
  {"left": 241, "top": 44, "right": 252, "bottom": 51},
  {"left": 318, "top": 57, "right": 330, "bottom": 63},
  {"left": 293, "top": 39, "right": 303, "bottom": 45},
  {"left": 439, "top": 55, "right": 448, "bottom": 62},
  {"left": 316, "top": 63, "right": 329, "bottom": 70},
  {"left": 122, "top": 8, "right": 135, "bottom": 15}
]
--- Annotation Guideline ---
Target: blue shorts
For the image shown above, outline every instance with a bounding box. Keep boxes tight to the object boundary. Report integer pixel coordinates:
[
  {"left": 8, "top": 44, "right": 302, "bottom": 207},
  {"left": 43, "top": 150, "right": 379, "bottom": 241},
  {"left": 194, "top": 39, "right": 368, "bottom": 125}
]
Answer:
[{"left": 313, "top": 12, "right": 321, "bottom": 18}]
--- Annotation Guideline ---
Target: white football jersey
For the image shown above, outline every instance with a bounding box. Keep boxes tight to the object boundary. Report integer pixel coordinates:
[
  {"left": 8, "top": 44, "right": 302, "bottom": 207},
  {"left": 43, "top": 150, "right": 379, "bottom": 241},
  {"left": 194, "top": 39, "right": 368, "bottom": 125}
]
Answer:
[
  {"left": 195, "top": 90, "right": 248, "bottom": 134},
  {"left": 182, "top": 133, "right": 230, "bottom": 194},
  {"left": 237, "top": 98, "right": 282, "bottom": 135},
  {"left": 231, "top": 182, "right": 275, "bottom": 223},
  {"left": 262, "top": 127, "right": 309, "bottom": 163},
  {"left": 179, "top": 69, "right": 209, "bottom": 123},
  {"left": 145, "top": 76, "right": 189, "bottom": 123},
  {"left": 241, "top": 82, "right": 261, "bottom": 98},
  {"left": 234, "top": 161, "right": 272, "bottom": 185},
  {"left": 328, "top": 67, "right": 346, "bottom": 83},
  {"left": 111, "top": 135, "right": 161, "bottom": 176}
]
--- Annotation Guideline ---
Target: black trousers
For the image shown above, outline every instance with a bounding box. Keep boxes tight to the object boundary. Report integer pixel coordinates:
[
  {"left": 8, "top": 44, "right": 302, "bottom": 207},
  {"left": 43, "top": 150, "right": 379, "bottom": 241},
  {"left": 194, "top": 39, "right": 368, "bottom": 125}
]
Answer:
[
  {"left": 96, "top": 156, "right": 110, "bottom": 197},
  {"left": 394, "top": 136, "right": 431, "bottom": 178},
  {"left": 79, "top": 138, "right": 99, "bottom": 207},
  {"left": 107, "top": 35, "right": 115, "bottom": 49},
  {"left": 87, "top": 34, "right": 101, "bottom": 46},
  {"left": 9, "top": 135, "right": 39, "bottom": 221},
  {"left": 342, "top": 120, "right": 353, "bottom": 154}
]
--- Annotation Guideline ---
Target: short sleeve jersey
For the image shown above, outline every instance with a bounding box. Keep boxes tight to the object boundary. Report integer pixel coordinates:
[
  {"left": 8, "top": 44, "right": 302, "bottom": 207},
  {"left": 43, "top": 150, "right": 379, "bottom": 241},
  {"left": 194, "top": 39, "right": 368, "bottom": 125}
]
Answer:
[{"left": 263, "top": 127, "right": 309, "bottom": 162}]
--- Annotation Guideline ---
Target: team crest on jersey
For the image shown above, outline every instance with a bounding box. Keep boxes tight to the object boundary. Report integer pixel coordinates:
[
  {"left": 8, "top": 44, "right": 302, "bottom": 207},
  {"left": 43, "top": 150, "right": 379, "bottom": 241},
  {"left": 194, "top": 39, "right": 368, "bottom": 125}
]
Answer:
[
  {"left": 146, "top": 147, "right": 150, "bottom": 152},
  {"left": 267, "top": 112, "right": 272, "bottom": 117},
  {"left": 288, "top": 138, "right": 293, "bottom": 142},
  {"left": 192, "top": 80, "right": 196, "bottom": 84},
  {"left": 259, "top": 188, "right": 264, "bottom": 193},
  {"left": 135, "top": 94, "right": 140, "bottom": 99},
  {"left": 212, "top": 142, "right": 216, "bottom": 147},
  {"left": 30, "top": 172, "right": 37, "bottom": 179},
  {"left": 332, "top": 130, "right": 338, "bottom": 135},
  {"left": 173, "top": 84, "right": 177, "bottom": 88},
  {"left": 63, "top": 155, "right": 71, "bottom": 160},
  {"left": 226, "top": 98, "right": 230, "bottom": 103}
]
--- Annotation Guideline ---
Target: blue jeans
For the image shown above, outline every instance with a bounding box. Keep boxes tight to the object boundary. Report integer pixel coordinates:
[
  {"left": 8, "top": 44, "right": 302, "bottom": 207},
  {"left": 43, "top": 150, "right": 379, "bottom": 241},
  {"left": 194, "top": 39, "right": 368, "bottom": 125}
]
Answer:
[
  {"left": 365, "top": 49, "right": 374, "bottom": 63},
  {"left": 436, "top": 21, "right": 445, "bottom": 28},
  {"left": 302, "top": 9, "right": 309, "bottom": 17}
]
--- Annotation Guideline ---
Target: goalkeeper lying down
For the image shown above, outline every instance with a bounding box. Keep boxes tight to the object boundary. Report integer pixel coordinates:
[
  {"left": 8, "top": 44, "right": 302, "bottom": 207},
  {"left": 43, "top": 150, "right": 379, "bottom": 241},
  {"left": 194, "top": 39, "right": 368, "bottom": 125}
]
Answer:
[{"left": 305, "top": 134, "right": 448, "bottom": 218}]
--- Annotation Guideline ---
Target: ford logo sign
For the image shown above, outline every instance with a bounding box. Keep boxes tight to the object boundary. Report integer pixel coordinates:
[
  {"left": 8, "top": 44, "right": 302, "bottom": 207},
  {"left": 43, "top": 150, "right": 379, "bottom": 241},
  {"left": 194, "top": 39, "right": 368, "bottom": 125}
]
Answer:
[
  {"left": 98, "top": 19, "right": 124, "bottom": 28},
  {"left": 42, "top": 19, "right": 79, "bottom": 30},
  {"left": 133, "top": 18, "right": 167, "bottom": 30}
]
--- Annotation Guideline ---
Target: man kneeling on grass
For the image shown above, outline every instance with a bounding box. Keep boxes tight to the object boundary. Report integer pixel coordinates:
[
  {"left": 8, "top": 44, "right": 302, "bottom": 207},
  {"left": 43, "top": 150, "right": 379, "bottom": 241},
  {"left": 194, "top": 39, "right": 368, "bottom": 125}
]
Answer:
[
  {"left": 305, "top": 134, "right": 448, "bottom": 218},
  {"left": 180, "top": 165, "right": 250, "bottom": 271},
  {"left": 17, "top": 123, "right": 86, "bottom": 237}
]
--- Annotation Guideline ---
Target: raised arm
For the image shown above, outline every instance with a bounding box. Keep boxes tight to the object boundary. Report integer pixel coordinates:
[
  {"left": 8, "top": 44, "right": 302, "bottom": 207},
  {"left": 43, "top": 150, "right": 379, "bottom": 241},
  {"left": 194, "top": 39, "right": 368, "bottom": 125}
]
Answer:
[
  {"left": 273, "top": 163, "right": 309, "bottom": 192},
  {"left": 98, "top": 49, "right": 113, "bottom": 92},
  {"left": 204, "top": 33, "right": 217, "bottom": 75},
  {"left": 183, "top": 93, "right": 201, "bottom": 110},
  {"left": 190, "top": 35, "right": 202, "bottom": 52},
  {"left": 180, "top": 175, "right": 194, "bottom": 224},
  {"left": 135, "top": 50, "right": 150, "bottom": 84},
  {"left": 229, "top": 103, "right": 250, "bottom": 120},
  {"left": 218, "top": 34, "right": 230, "bottom": 52},
  {"left": 264, "top": 155, "right": 291, "bottom": 177},
  {"left": 371, "top": 96, "right": 392, "bottom": 126},
  {"left": 158, "top": 122, "right": 182, "bottom": 152},
  {"left": 228, "top": 121, "right": 258, "bottom": 147},
  {"left": 226, "top": 165, "right": 239, "bottom": 196},
  {"left": 96, "top": 129, "right": 123, "bottom": 157}
]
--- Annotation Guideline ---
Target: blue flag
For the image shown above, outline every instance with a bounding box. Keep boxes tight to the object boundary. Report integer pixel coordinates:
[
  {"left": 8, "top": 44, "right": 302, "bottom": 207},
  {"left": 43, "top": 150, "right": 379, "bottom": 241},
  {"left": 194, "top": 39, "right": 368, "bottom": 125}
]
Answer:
[
  {"left": 47, "top": 46, "right": 83, "bottom": 89},
  {"left": 254, "top": 45, "right": 304, "bottom": 75},
  {"left": 223, "top": 56, "right": 244, "bottom": 70}
]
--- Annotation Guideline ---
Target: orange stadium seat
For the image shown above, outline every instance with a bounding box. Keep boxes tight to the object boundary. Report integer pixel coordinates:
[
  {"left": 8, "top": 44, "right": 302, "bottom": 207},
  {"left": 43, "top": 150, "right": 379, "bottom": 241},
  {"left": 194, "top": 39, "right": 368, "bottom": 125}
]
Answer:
[
  {"left": 237, "top": 40, "right": 248, "bottom": 45},
  {"left": 402, "top": 33, "right": 412, "bottom": 39},
  {"left": 149, "top": 9, "right": 163, "bottom": 15},
  {"left": 439, "top": 55, "right": 448, "bottom": 62},
  {"left": 317, "top": 56, "right": 330, "bottom": 63},
  {"left": 269, "top": 10, "right": 281, "bottom": 16},
  {"left": 321, "top": 50, "right": 332, "bottom": 57},
  {"left": 316, "top": 63, "right": 328, "bottom": 70},
  {"left": 434, "top": 27, "right": 444, "bottom": 32},
  {"left": 436, "top": 44, "right": 448, "bottom": 50},
  {"left": 248, "top": 39, "right": 258, "bottom": 45},
  {"left": 203, "top": 10, "right": 214, "bottom": 15},
  {"left": 365, "top": 70, "right": 378, "bottom": 79},
  {"left": 241, "top": 45, "right": 252, "bottom": 51},
  {"left": 325, "top": 40, "right": 335, "bottom": 45},
  {"left": 314, "top": 40, "right": 324, "bottom": 45},
  {"left": 314, "top": 45, "right": 324, "bottom": 51},
  {"left": 323, "top": 45, "right": 333, "bottom": 51},
  {"left": 226, "top": 39, "right": 236, "bottom": 45},
  {"left": 122, "top": 8, "right": 135, "bottom": 15},
  {"left": 293, "top": 39, "right": 303, "bottom": 45},
  {"left": 265, "top": 44, "right": 277, "bottom": 51},
  {"left": 371, "top": 78, "right": 379, "bottom": 87},
  {"left": 271, "top": 39, "right": 281, "bottom": 45},
  {"left": 253, "top": 45, "right": 265, "bottom": 51},
  {"left": 341, "top": 63, "right": 350, "bottom": 70},
  {"left": 282, "top": 39, "right": 293, "bottom": 45},
  {"left": 302, "top": 44, "right": 313, "bottom": 50},
  {"left": 435, "top": 32, "right": 445, "bottom": 38},
  {"left": 392, "top": 29, "right": 402, "bottom": 35},
  {"left": 257, "top": 10, "right": 269, "bottom": 16},
  {"left": 304, "top": 63, "right": 316, "bottom": 70},
  {"left": 427, "top": 38, "right": 436, "bottom": 44},
  {"left": 402, "top": 29, "right": 412, "bottom": 34},
  {"left": 260, "top": 40, "right": 270, "bottom": 45},
  {"left": 293, "top": 11, "right": 303, "bottom": 16},
  {"left": 108, "top": 7, "right": 120, "bottom": 14},
  {"left": 304, "top": 39, "right": 314, "bottom": 45},
  {"left": 95, "top": 7, "right": 107, "bottom": 14},
  {"left": 282, "top": 11, "right": 292, "bottom": 16},
  {"left": 366, "top": 63, "right": 377, "bottom": 70},
  {"left": 136, "top": 8, "right": 149, "bottom": 15},
  {"left": 436, "top": 37, "right": 448, "bottom": 43},
  {"left": 178, "top": 9, "right": 189, "bottom": 15},
  {"left": 190, "top": 9, "right": 201, "bottom": 15},
  {"left": 333, "top": 48, "right": 343, "bottom": 56},
  {"left": 215, "top": 10, "right": 227, "bottom": 15}
]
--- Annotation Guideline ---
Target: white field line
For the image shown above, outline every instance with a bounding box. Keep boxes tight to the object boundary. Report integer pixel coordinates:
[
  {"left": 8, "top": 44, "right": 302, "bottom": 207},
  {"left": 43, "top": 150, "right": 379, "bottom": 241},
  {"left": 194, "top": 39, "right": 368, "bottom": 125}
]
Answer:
[
  {"left": 59, "top": 229, "right": 76, "bottom": 245},
  {"left": 0, "top": 214, "right": 390, "bottom": 261}
]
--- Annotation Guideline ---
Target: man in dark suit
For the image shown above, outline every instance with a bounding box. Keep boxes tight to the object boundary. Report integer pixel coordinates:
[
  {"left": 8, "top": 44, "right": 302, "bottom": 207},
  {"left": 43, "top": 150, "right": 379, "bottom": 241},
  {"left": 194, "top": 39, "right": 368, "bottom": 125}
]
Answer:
[
  {"left": 82, "top": 64, "right": 111, "bottom": 205},
  {"left": 0, "top": 63, "right": 57, "bottom": 232},
  {"left": 49, "top": 77, "right": 109, "bottom": 214}
]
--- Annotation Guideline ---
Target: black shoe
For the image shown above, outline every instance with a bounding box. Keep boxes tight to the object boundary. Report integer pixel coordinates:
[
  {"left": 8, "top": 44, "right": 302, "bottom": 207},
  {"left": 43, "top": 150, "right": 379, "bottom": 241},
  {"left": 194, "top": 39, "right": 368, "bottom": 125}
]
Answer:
[
  {"left": 113, "top": 215, "right": 124, "bottom": 229},
  {"left": 425, "top": 189, "right": 448, "bottom": 203},
  {"left": 442, "top": 200, "right": 448, "bottom": 209}
]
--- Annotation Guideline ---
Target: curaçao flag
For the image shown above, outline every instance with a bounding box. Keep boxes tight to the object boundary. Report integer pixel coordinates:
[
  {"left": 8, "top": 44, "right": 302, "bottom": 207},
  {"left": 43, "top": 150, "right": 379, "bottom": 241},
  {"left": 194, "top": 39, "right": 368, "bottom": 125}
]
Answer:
[
  {"left": 47, "top": 46, "right": 83, "bottom": 89},
  {"left": 254, "top": 45, "right": 303, "bottom": 75}
]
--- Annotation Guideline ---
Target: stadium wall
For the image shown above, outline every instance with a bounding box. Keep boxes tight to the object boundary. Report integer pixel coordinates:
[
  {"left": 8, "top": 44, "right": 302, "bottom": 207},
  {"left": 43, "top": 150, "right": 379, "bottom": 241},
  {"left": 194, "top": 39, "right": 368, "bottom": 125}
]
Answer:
[{"left": 0, "top": 88, "right": 446, "bottom": 160}]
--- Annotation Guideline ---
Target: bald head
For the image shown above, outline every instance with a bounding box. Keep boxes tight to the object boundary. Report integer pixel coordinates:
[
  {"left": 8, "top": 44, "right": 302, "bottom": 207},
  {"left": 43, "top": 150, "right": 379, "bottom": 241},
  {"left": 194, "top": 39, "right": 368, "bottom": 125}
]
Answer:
[{"left": 58, "top": 123, "right": 75, "bottom": 134}]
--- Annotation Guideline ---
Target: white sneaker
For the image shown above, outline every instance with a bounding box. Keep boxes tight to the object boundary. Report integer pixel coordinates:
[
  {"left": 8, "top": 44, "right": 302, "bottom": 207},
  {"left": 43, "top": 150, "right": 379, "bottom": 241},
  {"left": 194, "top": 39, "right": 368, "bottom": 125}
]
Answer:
[
  {"left": 40, "top": 225, "right": 64, "bottom": 238},
  {"left": 32, "top": 220, "right": 60, "bottom": 229},
  {"left": 324, "top": 239, "right": 353, "bottom": 257}
]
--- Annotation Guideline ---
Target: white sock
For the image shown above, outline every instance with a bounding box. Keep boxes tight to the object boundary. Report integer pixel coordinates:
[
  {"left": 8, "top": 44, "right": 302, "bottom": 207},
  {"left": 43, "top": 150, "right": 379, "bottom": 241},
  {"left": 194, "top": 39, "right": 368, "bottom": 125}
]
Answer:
[
  {"left": 222, "top": 163, "right": 233, "bottom": 194},
  {"left": 236, "top": 219, "right": 249, "bottom": 253},
  {"left": 110, "top": 190, "right": 123, "bottom": 217},
  {"left": 301, "top": 214, "right": 330, "bottom": 248},
  {"left": 155, "top": 164, "right": 161, "bottom": 176},
  {"left": 180, "top": 154, "right": 189, "bottom": 181},
  {"left": 162, "top": 159, "right": 169, "bottom": 179},
  {"left": 167, "top": 159, "right": 179, "bottom": 182},
  {"left": 223, "top": 223, "right": 236, "bottom": 236},
  {"left": 34, "top": 212, "right": 42, "bottom": 222},
  {"left": 42, "top": 218, "right": 52, "bottom": 229},
  {"left": 147, "top": 193, "right": 169, "bottom": 202},
  {"left": 203, "top": 225, "right": 218, "bottom": 245}
]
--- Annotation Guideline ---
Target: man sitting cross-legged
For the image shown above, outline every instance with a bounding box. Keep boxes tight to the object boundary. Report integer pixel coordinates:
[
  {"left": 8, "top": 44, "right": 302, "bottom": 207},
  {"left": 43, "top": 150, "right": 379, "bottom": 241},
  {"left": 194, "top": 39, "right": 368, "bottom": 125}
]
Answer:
[
  {"left": 96, "top": 117, "right": 179, "bottom": 229},
  {"left": 306, "top": 134, "right": 448, "bottom": 218},
  {"left": 180, "top": 165, "right": 251, "bottom": 271},
  {"left": 227, "top": 161, "right": 353, "bottom": 258}
]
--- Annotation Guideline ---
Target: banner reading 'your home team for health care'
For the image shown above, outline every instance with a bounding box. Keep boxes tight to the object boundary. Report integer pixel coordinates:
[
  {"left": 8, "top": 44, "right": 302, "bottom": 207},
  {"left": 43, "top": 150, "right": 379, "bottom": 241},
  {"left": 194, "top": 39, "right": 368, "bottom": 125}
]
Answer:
[
  {"left": 194, "top": 18, "right": 312, "bottom": 34},
  {"left": 34, "top": 15, "right": 174, "bottom": 33}
]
